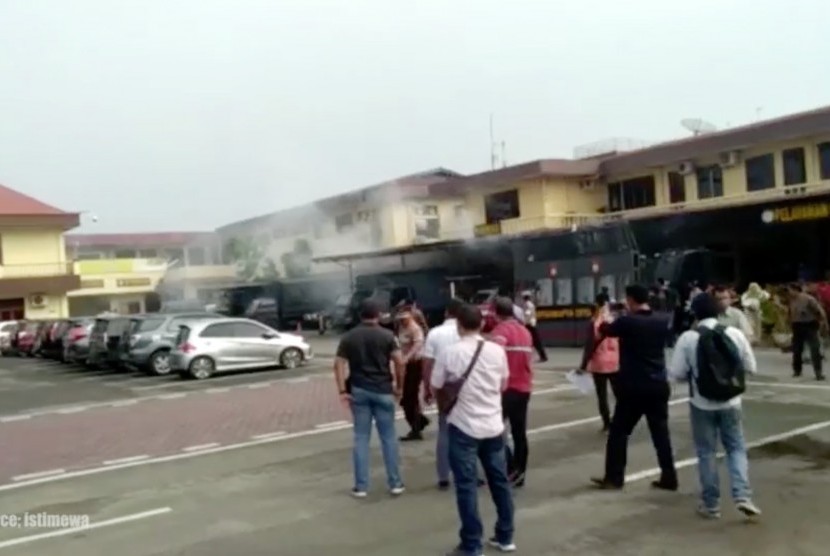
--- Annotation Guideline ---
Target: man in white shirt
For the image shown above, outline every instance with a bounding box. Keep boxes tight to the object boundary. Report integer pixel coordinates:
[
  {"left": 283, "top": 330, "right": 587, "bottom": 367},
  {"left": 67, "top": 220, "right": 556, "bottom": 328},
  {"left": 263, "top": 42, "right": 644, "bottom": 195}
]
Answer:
[
  {"left": 522, "top": 292, "right": 547, "bottom": 362},
  {"left": 712, "top": 286, "right": 754, "bottom": 343},
  {"left": 431, "top": 304, "right": 515, "bottom": 556},
  {"left": 668, "top": 293, "right": 762, "bottom": 520}
]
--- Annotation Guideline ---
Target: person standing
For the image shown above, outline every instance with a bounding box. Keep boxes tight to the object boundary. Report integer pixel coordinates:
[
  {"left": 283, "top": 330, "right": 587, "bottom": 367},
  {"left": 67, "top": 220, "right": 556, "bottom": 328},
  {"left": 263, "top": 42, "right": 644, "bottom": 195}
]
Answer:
[
  {"left": 396, "top": 307, "right": 429, "bottom": 441},
  {"left": 713, "top": 286, "right": 754, "bottom": 343},
  {"left": 522, "top": 292, "right": 548, "bottom": 362},
  {"left": 490, "top": 296, "right": 534, "bottom": 487},
  {"left": 333, "top": 299, "right": 406, "bottom": 497},
  {"left": 431, "top": 304, "right": 515, "bottom": 556},
  {"left": 578, "top": 295, "right": 620, "bottom": 433},
  {"left": 787, "top": 283, "right": 826, "bottom": 380},
  {"left": 741, "top": 282, "right": 769, "bottom": 345},
  {"left": 590, "top": 284, "right": 679, "bottom": 491},
  {"left": 668, "top": 293, "right": 761, "bottom": 519}
]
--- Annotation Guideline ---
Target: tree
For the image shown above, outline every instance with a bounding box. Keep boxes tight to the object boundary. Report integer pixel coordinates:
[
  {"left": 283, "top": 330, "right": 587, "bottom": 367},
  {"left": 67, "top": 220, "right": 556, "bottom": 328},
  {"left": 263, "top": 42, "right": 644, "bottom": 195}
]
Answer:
[{"left": 223, "top": 237, "right": 278, "bottom": 282}]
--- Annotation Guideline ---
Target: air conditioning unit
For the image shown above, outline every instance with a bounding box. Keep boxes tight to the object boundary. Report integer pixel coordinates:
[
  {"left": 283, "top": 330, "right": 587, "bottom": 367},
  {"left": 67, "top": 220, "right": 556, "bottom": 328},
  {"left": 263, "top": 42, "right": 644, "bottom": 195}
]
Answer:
[
  {"left": 719, "top": 150, "right": 741, "bottom": 167},
  {"left": 578, "top": 179, "right": 596, "bottom": 191},
  {"left": 29, "top": 294, "right": 46, "bottom": 308},
  {"left": 678, "top": 161, "right": 695, "bottom": 175}
]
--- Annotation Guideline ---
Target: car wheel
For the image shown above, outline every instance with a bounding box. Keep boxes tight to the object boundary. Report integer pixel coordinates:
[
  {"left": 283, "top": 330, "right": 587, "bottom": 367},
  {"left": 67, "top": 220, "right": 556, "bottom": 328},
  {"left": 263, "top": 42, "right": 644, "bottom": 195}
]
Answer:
[
  {"left": 149, "top": 350, "right": 172, "bottom": 376},
  {"left": 280, "top": 347, "right": 303, "bottom": 369},
  {"left": 188, "top": 356, "right": 214, "bottom": 380}
]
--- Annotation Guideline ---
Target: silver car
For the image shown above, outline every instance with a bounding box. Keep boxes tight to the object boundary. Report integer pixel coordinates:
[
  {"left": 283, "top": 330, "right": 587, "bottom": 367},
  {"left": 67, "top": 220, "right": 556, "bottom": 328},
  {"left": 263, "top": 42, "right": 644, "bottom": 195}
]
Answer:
[{"left": 170, "top": 318, "right": 313, "bottom": 380}]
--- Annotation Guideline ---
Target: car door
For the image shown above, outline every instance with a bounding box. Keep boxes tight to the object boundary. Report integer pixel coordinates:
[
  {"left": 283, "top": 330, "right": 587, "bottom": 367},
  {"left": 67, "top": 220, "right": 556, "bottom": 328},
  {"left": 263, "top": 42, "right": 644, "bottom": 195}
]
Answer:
[
  {"left": 197, "top": 322, "right": 238, "bottom": 370},
  {"left": 229, "top": 321, "right": 277, "bottom": 368}
]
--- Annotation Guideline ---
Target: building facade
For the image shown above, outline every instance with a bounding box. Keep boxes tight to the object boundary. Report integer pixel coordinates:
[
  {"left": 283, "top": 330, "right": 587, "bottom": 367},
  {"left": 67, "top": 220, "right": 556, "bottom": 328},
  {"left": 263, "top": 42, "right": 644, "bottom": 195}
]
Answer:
[{"left": 0, "top": 185, "right": 80, "bottom": 320}]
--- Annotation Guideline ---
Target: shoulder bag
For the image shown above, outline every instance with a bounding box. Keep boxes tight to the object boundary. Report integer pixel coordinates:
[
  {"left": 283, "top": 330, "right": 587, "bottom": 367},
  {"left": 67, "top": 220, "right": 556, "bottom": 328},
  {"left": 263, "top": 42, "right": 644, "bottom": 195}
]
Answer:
[{"left": 436, "top": 340, "right": 485, "bottom": 416}]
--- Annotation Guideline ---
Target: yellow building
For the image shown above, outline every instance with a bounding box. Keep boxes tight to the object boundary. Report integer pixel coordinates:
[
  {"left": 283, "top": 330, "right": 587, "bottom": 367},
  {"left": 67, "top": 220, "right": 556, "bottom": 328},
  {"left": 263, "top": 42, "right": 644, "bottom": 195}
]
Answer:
[
  {"left": 0, "top": 184, "right": 80, "bottom": 320},
  {"left": 448, "top": 105, "right": 830, "bottom": 238}
]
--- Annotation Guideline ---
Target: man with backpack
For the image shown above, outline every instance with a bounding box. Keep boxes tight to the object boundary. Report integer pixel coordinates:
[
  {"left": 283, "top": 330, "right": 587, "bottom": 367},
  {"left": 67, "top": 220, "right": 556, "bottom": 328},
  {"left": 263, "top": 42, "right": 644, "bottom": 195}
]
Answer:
[{"left": 668, "top": 293, "right": 761, "bottom": 520}]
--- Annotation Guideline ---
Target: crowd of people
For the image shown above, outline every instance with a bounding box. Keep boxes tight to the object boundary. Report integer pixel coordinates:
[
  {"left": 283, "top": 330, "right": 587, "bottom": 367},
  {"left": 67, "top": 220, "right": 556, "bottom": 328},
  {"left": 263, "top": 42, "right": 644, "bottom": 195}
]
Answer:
[{"left": 331, "top": 279, "right": 823, "bottom": 556}]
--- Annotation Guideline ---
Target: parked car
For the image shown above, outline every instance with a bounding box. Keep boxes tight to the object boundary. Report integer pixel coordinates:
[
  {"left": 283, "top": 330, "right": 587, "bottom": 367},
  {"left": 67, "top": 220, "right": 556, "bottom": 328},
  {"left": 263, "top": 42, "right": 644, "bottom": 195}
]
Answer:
[
  {"left": 87, "top": 315, "right": 133, "bottom": 369},
  {"left": 15, "top": 321, "right": 47, "bottom": 357},
  {"left": 41, "top": 319, "right": 73, "bottom": 361},
  {"left": 63, "top": 317, "right": 96, "bottom": 365},
  {"left": 0, "top": 320, "right": 19, "bottom": 355},
  {"left": 121, "top": 312, "right": 223, "bottom": 375},
  {"left": 170, "top": 318, "right": 312, "bottom": 380}
]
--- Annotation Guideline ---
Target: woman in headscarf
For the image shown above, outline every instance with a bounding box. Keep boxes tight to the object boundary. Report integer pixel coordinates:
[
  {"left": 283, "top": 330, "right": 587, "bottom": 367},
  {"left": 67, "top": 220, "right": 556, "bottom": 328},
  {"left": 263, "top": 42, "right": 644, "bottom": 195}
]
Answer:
[{"left": 741, "top": 282, "right": 769, "bottom": 345}]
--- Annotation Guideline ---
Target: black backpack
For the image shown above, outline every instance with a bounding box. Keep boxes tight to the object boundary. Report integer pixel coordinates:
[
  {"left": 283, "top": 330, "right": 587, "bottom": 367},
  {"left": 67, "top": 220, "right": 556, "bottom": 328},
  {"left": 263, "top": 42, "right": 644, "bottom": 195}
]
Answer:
[{"left": 695, "top": 325, "right": 746, "bottom": 401}]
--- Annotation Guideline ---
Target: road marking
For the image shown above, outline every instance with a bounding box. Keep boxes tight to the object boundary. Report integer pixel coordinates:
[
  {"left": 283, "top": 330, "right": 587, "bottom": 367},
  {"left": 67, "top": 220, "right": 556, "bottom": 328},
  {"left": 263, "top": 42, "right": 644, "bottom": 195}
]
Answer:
[
  {"left": 748, "top": 381, "right": 830, "bottom": 390},
  {"left": 315, "top": 420, "right": 349, "bottom": 429},
  {"left": 0, "top": 415, "right": 31, "bottom": 423},
  {"left": 251, "top": 431, "right": 287, "bottom": 440},
  {"left": 182, "top": 443, "right": 221, "bottom": 452},
  {"left": 11, "top": 469, "right": 66, "bottom": 482},
  {"left": 528, "top": 397, "right": 690, "bottom": 436},
  {"left": 56, "top": 406, "right": 89, "bottom": 414},
  {"left": 110, "top": 400, "right": 139, "bottom": 407},
  {"left": 103, "top": 455, "right": 150, "bottom": 465},
  {"left": 286, "top": 377, "right": 309, "bottom": 383},
  {"left": 0, "top": 385, "right": 588, "bottom": 491},
  {"left": 205, "top": 387, "right": 230, "bottom": 394},
  {"left": 156, "top": 393, "right": 186, "bottom": 400},
  {"left": 247, "top": 383, "right": 270, "bottom": 389},
  {"left": 625, "top": 419, "right": 830, "bottom": 484},
  {"left": 0, "top": 507, "right": 172, "bottom": 549}
]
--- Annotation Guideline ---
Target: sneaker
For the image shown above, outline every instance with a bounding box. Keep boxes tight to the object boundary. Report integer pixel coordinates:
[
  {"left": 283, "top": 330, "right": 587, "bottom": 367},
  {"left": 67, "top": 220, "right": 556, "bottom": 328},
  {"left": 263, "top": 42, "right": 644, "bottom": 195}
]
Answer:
[
  {"left": 488, "top": 537, "right": 517, "bottom": 552},
  {"left": 351, "top": 488, "right": 367, "bottom": 499},
  {"left": 736, "top": 499, "right": 762, "bottom": 518},
  {"left": 389, "top": 485, "right": 405, "bottom": 496},
  {"left": 399, "top": 431, "right": 423, "bottom": 442},
  {"left": 696, "top": 504, "right": 721, "bottom": 519}
]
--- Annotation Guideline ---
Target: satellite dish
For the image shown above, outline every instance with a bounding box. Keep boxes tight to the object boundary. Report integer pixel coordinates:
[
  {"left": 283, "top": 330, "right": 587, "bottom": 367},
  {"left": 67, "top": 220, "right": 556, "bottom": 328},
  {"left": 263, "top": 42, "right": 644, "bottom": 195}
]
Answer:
[{"left": 681, "top": 118, "right": 718, "bottom": 136}]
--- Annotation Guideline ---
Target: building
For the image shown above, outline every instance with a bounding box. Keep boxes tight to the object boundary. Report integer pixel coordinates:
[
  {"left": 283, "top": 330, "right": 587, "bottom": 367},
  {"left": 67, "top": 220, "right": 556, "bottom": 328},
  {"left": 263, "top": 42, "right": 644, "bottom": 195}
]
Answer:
[{"left": 0, "top": 184, "right": 80, "bottom": 320}]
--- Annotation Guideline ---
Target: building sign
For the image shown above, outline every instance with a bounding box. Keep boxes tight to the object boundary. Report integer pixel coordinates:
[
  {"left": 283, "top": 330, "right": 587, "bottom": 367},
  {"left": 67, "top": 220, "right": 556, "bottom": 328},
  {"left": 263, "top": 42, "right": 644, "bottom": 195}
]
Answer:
[
  {"left": 116, "top": 278, "right": 152, "bottom": 288},
  {"left": 474, "top": 222, "right": 502, "bottom": 237},
  {"left": 537, "top": 305, "right": 593, "bottom": 320},
  {"left": 80, "top": 279, "right": 105, "bottom": 289},
  {"left": 761, "top": 202, "right": 830, "bottom": 224}
]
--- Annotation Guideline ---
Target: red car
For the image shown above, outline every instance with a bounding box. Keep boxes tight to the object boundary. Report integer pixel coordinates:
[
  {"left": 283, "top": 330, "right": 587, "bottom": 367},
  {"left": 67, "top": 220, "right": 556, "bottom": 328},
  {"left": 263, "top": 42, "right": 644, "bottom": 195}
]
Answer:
[{"left": 14, "top": 321, "right": 45, "bottom": 356}]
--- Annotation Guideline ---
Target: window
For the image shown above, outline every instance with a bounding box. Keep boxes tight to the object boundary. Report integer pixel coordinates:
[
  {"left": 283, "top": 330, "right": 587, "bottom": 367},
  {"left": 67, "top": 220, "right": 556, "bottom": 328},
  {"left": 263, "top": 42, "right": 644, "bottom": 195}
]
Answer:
[
  {"left": 138, "top": 249, "right": 158, "bottom": 258},
  {"left": 782, "top": 148, "right": 807, "bottom": 186},
  {"left": 187, "top": 247, "right": 206, "bottom": 266},
  {"left": 696, "top": 165, "right": 724, "bottom": 199},
  {"left": 554, "top": 278, "right": 572, "bottom": 305},
  {"left": 200, "top": 323, "right": 237, "bottom": 338},
  {"left": 135, "top": 317, "right": 165, "bottom": 332},
  {"left": 620, "top": 176, "right": 656, "bottom": 210},
  {"left": 232, "top": 322, "right": 268, "bottom": 337},
  {"left": 576, "top": 276, "right": 595, "bottom": 304},
  {"left": 667, "top": 172, "right": 686, "bottom": 204},
  {"left": 335, "top": 213, "right": 354, "bottom": 232},
  {"left": 535, "top": 278, "right": 553, "bottom": 306},
  {"left": 818, "top": 142, "right": 830, "bottom": 180},
  {"left": 114, "top": 249, "right": 136, "bottom": 258},
  {"left": 745, "top": 153, "right": 776, "bottom": 191},
  {"left": 607, "top": 182, "right": 622, "bottom": 212},
  {"left": 413, "top": 204, "right": 440, "bottom": 240},
  {"left": 484, "top": 189, "right": 520, "bottom": 224},
  {"left": 598, "top": 274, "right": 616, "bottom": 301}
]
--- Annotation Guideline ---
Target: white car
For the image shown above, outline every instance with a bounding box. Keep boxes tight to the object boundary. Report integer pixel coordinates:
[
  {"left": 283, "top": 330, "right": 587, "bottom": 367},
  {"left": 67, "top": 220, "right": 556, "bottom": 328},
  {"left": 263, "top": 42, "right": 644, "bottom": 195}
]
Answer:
[
  {"left": 0, "top": 320, "right": 19, "bottom": 354},
  {"left": 170, "top": 318, "right": 313, "bottom": 380}
]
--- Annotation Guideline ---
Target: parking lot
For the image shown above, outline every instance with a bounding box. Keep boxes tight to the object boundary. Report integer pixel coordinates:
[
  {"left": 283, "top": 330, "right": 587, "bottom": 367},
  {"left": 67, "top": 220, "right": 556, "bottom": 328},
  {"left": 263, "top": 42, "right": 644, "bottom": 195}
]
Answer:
[{"left": 0, "top": 343, "right": 828, "bottom": 555}]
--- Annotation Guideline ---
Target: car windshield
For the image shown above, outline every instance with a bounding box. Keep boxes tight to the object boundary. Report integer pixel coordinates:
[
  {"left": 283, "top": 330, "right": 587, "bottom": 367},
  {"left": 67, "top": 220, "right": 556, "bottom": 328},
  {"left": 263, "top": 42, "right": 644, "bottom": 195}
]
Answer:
[{"left": 132, "top": 317, "right": 166, "bottom": 333}]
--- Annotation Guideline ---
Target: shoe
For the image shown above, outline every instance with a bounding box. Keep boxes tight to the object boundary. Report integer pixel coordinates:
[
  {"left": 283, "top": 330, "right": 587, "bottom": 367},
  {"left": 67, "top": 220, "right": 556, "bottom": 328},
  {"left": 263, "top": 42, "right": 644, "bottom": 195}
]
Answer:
[
  {"left": 509, "top": 471, "right": 526, "bottom": 488},
  {"left": 389, "top": 485, "right": 405, "bottom": 496},
  {"left": 438, "top": 480, "right": 451, "bottom": 491},
  {"left": 793, "top": 372, "right": 802, "bottom": 378},
  {"left": 736, "top": 499, "right": 762, "bottom": 518},
  {"left": 399, "top": 431, "right": 423, "bottom": 442},
  {"left": 696, "top": 504, "right": 721, "bottom": 519},
  {"left": 488, "top": 537, "right": 518, "bottom": 552},
  {"left": 590, "top": 477, "right": 623, "bottom": 490},
  {"left": 420, "top": 415, "right": 431, "bottom": 430},
  {"left": 651, "top": 479, "right": 679, "bottom": 492},
  {"left": 351, "top": 488, "right": 367, "bottom": 498}
]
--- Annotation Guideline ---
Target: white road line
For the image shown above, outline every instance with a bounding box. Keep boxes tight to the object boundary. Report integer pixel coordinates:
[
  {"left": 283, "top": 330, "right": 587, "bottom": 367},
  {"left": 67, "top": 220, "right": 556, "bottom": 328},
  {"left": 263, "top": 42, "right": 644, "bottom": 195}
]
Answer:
[
  {"left": 528, "top": 397, "right": 690, "bottom": 436},
  {"left": 103, "top": 455, "right": 149, "bottom": 465},
  {"left": 56, "top": 406, "right": 89, "bottom": 414},
  {"left": 205, "top": 388, "right": 229, "bottom": 394},
  {"left": 130, "top": 383, "right": 180, "bottom": 391},
  {"left": 110, "top": 400, "right": 139, "bottom": 407},
  {"left": 286, "top": 377, "right": 309, "bottom": 383},
  {"left": 626, "top": 419, "right": 830, "bottom": 484},
  {"left": 315, "top": 420, "right": 349, "bottom": 429},
  {"left": 0, "top": 415, "right": 31, "bottom": 423},
  {"left": 251, "top": 431, "right": 287, "bottom": 440},
  {"left": 247, "top": 383, "right": 270, "bottom": 389},
  {"left": 182, "top": 443, "right": 221, "bottom": 452},
  {"left": 0, "top": 507, "right": 172, "bottom": 549},
  {"left": 11, "top": 469, "right": 66, "bottom": 482},
  {"left": 748, "top": 381, "right": 830, "bottom": 390},
  {"left": 156, "top": 393, "right": 186, "bottom": 400}
]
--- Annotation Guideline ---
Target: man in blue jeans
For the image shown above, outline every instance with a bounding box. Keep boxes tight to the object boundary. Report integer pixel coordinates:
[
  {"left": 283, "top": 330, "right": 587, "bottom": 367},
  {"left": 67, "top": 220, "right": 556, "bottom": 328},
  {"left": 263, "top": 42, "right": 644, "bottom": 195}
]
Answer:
[
  {"left": 334, "top": 299, "right": 406, "bottom": 497},
  {"left": 431, "top": 304, "right": 515, "bottom": 556},
  {"left": 669, "top": 293, "right": 762, "bottom": 519}
]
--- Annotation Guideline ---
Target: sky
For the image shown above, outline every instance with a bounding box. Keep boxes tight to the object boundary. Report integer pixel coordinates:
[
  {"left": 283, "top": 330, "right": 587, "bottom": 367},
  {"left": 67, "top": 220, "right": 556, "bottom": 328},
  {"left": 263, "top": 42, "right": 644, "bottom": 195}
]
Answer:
[{"left": 1, "top": 0, "right": 828, "bottom": 234}]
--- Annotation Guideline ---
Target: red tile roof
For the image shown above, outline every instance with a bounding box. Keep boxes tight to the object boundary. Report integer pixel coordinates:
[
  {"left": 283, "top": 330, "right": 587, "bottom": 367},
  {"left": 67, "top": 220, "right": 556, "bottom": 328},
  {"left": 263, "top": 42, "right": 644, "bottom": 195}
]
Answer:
[
  {"left": 64, "top": 232, "right": 215, "bottom": 248},
  {"left": 0, "top": 183, "right": 72, "bottom": 216}
]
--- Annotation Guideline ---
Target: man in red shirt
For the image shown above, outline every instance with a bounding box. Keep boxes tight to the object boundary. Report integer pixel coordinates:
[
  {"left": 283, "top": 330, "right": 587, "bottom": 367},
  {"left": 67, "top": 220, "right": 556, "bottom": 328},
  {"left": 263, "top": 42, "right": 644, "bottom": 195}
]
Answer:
[{"left": 490, "top": 296, "right": 534, "bottom": 487}]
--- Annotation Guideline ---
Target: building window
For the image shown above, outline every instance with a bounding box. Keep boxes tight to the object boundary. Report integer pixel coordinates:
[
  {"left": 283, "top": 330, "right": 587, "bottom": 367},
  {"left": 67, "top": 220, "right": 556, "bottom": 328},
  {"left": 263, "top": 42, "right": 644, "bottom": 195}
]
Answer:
[
  {"left": 818, "top": 142, "right": 830, "bottom": 180},
  {"left": 783, "top": 147, "right": 807, "bottom": 186},
  {"left": 668, "top": 172, "right": 686, "bottom": 204},
  {"left": 335, "top": 213, "right": 354, "bottom": 232},
  {"left": 745, "top": 153, "right": 776, "bottom": 192},
  {"left": 484, "top": 189, "right": 520, "bottom": 224},
  {"left": 187, "top": 247, "right": 206, "bottom": 266},
  {"left": 412, "top": 205, "right": 440, "bottom": 241},
  {"left": 607, "top": 182, "right": 622, "bottom": 212},
  {"left": 607, "top": 176, "right": 656, "bottom": 212},
  {"left": 114, "top": 249, "right": 137, "bottom": 258},
  {"left": 137, "top": 249, "right": 158, "bottom": 258},
  {"left": 696, "top": 165, "right": 724, "bottom": 199}
]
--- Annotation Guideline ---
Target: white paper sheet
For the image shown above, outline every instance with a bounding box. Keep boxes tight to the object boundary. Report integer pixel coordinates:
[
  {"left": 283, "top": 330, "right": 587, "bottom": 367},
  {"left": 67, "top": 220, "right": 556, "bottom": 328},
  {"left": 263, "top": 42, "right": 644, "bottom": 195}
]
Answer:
[{"left": 566, "top": 370, "right": 595, "bottom": 395}]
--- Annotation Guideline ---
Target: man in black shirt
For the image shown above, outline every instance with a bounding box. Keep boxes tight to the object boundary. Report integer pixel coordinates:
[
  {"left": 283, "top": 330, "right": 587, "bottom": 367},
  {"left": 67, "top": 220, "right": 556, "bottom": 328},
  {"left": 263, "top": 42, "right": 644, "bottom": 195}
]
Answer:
[
  {"left": 334, "top": 299, "right": 406, "bottom": 497},
  {"left": 591, "top": 284, "right": 679, "bottom": 491}
]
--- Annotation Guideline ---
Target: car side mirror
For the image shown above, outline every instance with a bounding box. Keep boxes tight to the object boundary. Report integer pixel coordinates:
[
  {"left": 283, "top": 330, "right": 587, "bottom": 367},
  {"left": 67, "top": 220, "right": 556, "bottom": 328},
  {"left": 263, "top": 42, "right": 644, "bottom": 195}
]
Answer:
[{"left": 262, "top": 332, "right": 277, "bottom": 340}]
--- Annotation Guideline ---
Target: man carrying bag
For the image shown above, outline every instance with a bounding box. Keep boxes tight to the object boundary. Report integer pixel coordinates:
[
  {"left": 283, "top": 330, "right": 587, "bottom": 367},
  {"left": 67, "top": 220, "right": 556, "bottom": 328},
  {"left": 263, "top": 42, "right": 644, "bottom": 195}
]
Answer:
[{"left": 430, "top": 304, "right": 515, "bottom": 556}]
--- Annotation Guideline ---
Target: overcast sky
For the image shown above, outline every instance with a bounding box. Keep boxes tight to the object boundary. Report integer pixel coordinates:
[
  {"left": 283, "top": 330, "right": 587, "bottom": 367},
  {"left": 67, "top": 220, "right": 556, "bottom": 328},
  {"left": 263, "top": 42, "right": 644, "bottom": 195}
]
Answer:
[{"left": 1, "top": 0, "right": 828, "bottom": 233}]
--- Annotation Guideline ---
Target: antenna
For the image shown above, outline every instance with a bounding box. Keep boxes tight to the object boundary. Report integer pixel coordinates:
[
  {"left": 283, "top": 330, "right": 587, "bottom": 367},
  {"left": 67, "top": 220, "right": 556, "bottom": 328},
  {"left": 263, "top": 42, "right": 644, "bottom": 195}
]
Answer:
[
  {"left": 500, "top": 141, "right": 507, "bottom": 168},
  {"left": 489, "top": 113, "right": 497, "bottom": 169},
  {"left": 680, "top": 118, "right": 718, "bottom": 136}
]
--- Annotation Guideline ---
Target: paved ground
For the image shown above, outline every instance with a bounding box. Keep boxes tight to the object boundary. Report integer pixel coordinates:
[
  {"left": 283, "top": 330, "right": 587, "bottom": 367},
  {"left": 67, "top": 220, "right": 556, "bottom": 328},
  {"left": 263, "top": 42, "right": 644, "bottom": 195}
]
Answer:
[{"left": 0, "top": 343, "right": 827, "bottom": 554}]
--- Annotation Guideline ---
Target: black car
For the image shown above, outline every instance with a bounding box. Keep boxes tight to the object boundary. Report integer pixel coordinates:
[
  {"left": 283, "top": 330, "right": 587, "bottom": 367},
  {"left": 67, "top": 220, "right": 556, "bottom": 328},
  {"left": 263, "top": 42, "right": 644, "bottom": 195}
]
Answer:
[{"left": 87, "top": 315, "right": 133, "bottom": 370}]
